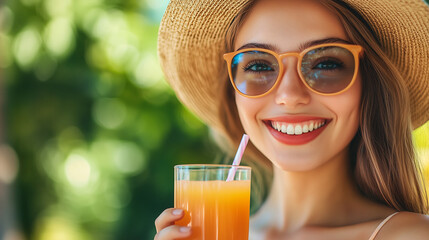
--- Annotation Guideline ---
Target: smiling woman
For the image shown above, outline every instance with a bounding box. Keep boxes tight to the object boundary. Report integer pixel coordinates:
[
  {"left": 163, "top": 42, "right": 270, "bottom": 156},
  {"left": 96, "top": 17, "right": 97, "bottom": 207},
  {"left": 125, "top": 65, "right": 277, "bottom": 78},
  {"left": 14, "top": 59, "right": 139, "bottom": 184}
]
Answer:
[{"left": 154, "top": 0, "right": 429, "bottom": 239}]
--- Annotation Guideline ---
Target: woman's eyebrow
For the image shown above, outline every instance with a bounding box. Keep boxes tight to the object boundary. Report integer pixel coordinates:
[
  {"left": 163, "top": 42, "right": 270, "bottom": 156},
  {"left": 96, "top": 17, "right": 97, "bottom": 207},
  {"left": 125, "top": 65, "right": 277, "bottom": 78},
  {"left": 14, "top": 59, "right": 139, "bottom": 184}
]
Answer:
[
  {"left": 299, "top": 37, "right": 353, "bottom": 51},
  {"left": 236, "top": 43, "right": 280, "bottom": 52},
  {"left": 236, "top": 37, "right": 352, "bottom": 52}
]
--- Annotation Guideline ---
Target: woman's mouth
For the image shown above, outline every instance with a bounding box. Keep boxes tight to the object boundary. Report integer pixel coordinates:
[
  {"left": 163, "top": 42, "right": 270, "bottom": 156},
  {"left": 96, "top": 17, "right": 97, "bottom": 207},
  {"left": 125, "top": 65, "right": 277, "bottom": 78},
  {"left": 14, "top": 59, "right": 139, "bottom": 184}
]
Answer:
[
  {"left": 264, "top": 117, "right": 331, "bottom": 145},
  {"left": 270, "top": 119, "right": 327, "bottom": 135}
]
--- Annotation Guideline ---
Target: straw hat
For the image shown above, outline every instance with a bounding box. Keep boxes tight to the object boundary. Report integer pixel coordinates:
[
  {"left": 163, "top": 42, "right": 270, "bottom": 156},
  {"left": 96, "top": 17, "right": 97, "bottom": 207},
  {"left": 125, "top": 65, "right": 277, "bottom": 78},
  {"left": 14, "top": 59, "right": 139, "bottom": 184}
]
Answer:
[{"left": 158, "top": 0, "right": 429, "bottom": 132}]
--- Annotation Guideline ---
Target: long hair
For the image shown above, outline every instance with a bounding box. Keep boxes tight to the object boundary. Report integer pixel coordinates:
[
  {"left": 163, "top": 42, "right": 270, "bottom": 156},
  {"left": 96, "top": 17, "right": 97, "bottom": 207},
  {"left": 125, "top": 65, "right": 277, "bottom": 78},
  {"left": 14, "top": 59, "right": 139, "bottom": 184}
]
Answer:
[{"left": 217, "top": 0, "right": 428, "bottom": 214}]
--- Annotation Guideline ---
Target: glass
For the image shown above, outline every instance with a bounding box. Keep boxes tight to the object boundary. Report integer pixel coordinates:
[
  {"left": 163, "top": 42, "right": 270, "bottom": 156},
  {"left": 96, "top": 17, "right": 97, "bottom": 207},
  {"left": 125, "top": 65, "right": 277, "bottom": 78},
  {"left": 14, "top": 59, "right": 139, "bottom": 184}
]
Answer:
[
  {"left": 223, "top": 43, "right": 363, "bottom": 97},
  {"left": 174, "top": 164, "right": 251, "bottom": 240}
]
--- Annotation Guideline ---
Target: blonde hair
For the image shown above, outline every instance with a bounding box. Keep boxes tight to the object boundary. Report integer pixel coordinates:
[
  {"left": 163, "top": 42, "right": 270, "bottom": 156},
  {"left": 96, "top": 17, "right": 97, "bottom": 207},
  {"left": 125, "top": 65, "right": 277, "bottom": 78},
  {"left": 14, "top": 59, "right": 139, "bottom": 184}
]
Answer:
[{"left": 216, "top": 0, "right": 428, "bottom": 214}]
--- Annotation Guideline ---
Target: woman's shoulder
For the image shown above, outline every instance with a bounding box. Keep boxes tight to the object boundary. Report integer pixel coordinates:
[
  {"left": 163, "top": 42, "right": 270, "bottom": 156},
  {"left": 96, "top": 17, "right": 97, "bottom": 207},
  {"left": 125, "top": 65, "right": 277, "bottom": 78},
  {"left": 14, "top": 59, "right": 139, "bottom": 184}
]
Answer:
[
  {"left": 249, "top": 208, "right": 429, "bottom": 240},
  {"left": 380, "top": 212, "right": 429, "bottom": 240}
]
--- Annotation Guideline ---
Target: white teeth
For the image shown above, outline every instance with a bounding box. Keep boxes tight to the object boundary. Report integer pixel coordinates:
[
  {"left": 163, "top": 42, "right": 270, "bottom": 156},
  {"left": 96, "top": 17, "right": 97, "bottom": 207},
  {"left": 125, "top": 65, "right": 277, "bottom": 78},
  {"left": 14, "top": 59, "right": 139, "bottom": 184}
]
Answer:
[
  {"left": 271, "top": 120, "right": 326, "bottom": 135},
  {"left": 281, "top": 124, "right": 287, "bottom": 133},
  {"left": 295, "top": 125, "right": 302, "bottom": 135},
  {"left": 303, "top": 125, "right": 309, "bottom": 133},
  {"left": 287, "top": 125, "right": 294, "bottom": 134}
]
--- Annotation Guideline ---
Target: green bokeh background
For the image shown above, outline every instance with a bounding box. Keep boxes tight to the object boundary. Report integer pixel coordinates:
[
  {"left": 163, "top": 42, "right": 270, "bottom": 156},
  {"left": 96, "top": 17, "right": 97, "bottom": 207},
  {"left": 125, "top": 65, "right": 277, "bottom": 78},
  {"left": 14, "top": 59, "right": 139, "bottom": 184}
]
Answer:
[{"left": 0, "top": 0, "right": 428, "bottom": 239}]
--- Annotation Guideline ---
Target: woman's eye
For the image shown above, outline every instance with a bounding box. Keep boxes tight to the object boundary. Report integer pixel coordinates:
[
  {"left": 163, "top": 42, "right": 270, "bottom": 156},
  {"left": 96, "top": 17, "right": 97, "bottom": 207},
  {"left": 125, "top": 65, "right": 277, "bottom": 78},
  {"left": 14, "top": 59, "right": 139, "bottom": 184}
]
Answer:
[
  {"left": 244, "top": 62, "right": 274, "bottom": 72},
  {"left": 314, "top": 60, "right": 343, "bottom": 70}
]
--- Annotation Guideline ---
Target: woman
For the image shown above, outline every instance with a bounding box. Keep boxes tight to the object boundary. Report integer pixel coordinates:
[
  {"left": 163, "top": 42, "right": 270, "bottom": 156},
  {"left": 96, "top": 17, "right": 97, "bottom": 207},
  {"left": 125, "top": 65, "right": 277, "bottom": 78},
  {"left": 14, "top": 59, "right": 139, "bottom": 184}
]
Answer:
[{"left": 155, "top": 0, "right": 429, "bottom": 239}]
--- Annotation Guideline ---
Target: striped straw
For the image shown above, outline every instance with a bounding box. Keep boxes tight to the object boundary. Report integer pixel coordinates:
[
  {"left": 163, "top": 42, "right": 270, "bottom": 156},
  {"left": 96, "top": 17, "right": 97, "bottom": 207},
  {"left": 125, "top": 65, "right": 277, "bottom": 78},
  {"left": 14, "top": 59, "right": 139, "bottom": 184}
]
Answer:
[{"left": 226, "top": 134, "right": 250, "bottom": 181}]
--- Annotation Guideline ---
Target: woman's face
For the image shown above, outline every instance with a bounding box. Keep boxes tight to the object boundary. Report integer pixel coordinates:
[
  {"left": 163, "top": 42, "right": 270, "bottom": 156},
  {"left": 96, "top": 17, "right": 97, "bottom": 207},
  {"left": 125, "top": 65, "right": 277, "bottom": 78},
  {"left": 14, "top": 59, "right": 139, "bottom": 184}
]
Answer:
[{"left": 234, "top": 0, "right": 362, "bottom": 171}]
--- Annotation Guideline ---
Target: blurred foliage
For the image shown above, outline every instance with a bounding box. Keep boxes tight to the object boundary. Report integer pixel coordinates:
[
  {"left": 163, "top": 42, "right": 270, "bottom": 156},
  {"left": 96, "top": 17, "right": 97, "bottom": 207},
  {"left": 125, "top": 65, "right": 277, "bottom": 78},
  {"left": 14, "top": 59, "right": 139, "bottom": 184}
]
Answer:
[
  {"left": 0, "top": 0, "right": 428, "bottom": 240},
  {"left": 1, "top": 0, "right": 219, "bottom": 239}
]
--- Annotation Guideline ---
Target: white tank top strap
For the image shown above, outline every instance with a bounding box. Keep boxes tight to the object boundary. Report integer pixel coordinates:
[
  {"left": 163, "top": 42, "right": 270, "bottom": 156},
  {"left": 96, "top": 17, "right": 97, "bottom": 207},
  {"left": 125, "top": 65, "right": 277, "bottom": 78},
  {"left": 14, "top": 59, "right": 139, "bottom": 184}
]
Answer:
[{"left": 368, "top": 212, "right": 400, "bottom": 240}]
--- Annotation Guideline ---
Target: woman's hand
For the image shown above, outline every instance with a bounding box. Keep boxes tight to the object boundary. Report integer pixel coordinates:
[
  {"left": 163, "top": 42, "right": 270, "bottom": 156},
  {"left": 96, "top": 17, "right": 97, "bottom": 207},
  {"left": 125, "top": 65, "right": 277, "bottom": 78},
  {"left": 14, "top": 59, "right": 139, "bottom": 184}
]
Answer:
[{"left": 154, "top": 208, "right": 191, "bottom": 239}]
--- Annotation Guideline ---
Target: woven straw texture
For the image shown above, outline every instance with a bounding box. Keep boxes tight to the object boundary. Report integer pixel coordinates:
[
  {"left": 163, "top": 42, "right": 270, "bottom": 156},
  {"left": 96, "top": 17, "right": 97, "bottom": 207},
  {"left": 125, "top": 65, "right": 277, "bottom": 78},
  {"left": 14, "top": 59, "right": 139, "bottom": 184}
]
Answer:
[{"left": 158, "top": 0, "right": 429, "bottom": 130}]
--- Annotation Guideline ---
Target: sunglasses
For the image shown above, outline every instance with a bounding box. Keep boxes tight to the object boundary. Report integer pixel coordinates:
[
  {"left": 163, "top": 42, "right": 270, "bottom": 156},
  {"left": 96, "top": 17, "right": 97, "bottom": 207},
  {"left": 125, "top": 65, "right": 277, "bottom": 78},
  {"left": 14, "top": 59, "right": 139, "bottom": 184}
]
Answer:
[{"left": 223, "top": 43, "right": 364, "bottom": 97}]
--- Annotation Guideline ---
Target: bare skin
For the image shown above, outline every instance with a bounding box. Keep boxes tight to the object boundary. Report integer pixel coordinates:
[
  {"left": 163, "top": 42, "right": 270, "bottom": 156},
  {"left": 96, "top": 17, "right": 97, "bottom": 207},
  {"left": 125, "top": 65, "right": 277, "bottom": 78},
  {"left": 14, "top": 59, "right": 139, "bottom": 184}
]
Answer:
[
  {"left": 154, "top": 208, "right": 191, "bottom": 240},
  {"left": 154, "top": 0, "right": 429, "bottom": 239}
]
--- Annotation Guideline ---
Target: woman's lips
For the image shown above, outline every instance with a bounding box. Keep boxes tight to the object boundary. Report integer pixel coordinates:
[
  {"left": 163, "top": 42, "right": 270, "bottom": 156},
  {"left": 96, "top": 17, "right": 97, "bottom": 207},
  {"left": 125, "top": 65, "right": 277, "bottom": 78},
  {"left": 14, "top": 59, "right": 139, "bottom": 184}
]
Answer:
[{"left": 263, "top": 117, "right": 331, "bottom": 145}]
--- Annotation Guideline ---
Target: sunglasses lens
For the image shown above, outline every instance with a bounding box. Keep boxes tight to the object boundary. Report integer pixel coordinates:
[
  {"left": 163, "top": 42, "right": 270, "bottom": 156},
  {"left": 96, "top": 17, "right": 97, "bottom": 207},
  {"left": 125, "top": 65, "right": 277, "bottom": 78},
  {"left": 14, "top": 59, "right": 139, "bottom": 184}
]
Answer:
[
  {"left": 231, "top": 50, "right": 279, "bottom": 96},
  {"left": 301, "top": 46, "right": 356, "bottom": 94}
]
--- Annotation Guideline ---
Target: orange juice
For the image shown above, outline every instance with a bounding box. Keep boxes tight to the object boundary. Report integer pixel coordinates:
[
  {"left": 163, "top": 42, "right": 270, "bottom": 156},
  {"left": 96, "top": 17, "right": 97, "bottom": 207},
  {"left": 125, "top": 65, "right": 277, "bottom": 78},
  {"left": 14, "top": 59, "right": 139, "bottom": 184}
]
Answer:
[{"left": 175, "top": 179, "right": 251, "bottom": 240}]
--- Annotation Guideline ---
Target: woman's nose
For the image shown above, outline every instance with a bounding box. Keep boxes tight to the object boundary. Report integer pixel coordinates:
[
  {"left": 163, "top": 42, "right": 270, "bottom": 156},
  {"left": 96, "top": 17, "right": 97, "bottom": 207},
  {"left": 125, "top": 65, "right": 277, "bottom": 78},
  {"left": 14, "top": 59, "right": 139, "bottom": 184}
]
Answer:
[{"left": 274, "top": 57, "right": 311, "bottom": 108}]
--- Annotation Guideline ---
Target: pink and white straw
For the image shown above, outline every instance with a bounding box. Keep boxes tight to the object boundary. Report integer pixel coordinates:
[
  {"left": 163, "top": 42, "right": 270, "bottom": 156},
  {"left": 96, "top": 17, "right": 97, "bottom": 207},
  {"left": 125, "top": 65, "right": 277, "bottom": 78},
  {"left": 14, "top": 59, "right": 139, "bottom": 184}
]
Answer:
[{"left": 226, "top": 134, "right": 250, "bottom": 181}]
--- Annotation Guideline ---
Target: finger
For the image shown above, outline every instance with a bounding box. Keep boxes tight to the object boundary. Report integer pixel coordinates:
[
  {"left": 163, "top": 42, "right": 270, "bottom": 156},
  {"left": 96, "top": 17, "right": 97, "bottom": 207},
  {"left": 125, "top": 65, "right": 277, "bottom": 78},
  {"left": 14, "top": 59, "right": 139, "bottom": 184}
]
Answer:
[
  {"left": 155, "top": 208, "right": 185, "bottom": 232},
  {"left": 154, "top": 225, "right": 191, "bottom": 240}
]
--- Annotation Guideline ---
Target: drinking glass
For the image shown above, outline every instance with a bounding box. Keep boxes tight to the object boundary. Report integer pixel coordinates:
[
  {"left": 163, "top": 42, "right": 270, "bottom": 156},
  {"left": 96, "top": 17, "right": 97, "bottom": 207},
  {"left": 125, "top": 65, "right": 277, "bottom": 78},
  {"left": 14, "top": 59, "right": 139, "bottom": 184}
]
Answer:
[{"left": 174, "top": 164, "right": 251, "bottom": 240}]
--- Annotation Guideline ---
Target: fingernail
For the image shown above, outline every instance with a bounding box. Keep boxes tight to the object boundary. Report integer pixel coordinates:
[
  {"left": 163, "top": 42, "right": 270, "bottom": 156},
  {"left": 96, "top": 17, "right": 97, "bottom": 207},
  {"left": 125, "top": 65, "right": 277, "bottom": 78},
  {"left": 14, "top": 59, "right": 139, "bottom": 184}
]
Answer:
[
  {"left": 179, "top": 227, "right": 190, "bottom": 233},
  {"left": 172, "top": 209, "right": 183, "bottom": 215}
]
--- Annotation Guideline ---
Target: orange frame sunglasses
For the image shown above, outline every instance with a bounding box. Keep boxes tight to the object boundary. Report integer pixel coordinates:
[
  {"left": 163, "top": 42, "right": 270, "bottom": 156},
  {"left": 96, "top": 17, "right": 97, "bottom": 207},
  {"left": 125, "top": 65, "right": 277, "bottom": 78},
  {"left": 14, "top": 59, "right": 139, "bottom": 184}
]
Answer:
[{"left": 223, "top": 43, "right": 364, "bottom": 98}]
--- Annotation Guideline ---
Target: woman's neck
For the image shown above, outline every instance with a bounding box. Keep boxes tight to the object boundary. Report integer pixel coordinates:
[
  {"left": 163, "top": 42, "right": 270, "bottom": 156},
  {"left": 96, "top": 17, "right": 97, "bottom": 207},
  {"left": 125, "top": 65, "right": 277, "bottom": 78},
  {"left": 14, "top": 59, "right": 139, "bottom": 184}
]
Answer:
[{"left": 252, "top": 149, "right": 378, "bottom": 234}]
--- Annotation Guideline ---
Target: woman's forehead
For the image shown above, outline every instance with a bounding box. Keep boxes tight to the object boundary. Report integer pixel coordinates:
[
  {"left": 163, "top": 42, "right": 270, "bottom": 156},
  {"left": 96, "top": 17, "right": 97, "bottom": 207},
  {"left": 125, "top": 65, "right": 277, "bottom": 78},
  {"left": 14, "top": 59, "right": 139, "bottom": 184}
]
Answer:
[{"left": 234, "top": 0, "right": 348, "bottom": 52}]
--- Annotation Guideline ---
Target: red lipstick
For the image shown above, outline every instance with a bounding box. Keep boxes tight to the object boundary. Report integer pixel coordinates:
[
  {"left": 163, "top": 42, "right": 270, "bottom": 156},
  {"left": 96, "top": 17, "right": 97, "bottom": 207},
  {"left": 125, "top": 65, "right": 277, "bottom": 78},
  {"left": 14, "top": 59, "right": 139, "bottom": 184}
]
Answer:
[{"left": 264, "top": 117, "right": 331, "bottom": 145}]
